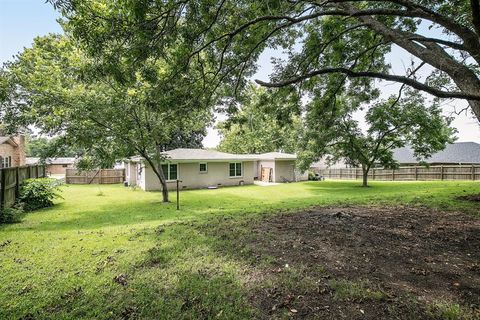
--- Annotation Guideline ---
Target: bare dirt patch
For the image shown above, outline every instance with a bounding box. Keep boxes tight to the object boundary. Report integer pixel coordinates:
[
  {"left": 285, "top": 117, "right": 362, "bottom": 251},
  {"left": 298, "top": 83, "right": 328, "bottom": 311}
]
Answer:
[
  {"left": 456, "top": 194, "right": 480, "bottom": 202},
  {"left": 207, "top": 206, "right": 480, "bottom": 319}
]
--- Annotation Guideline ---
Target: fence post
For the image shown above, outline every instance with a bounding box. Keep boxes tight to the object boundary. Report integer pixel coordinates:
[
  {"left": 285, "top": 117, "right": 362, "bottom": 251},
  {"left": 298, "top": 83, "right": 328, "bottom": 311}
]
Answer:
[
  {"left": 472, "top": 165, "right": 475, "bottom": 181},
  {"left": 0, "top": 169, "right": 6, "bottom": 209},
  {"left": 392, "top": 168, "right": 395, "bottom": 181},
  {"left": 415, "top": 167, "right": 418, "bottom": 180},
  {"left": 15, "top": 167, "right": 20, "bottom": 198},
  {"left": 441, "top": 165, "right": 444, "bottom": 181},
  {"left": 176, "top": 179, "right": 180, "bottom": 210}
]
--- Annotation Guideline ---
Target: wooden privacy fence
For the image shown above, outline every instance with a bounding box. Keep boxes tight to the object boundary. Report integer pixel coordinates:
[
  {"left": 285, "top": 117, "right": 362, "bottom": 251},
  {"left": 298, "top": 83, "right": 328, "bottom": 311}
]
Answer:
[
  {"left": 66, "top": 169, "right": 125, "bottom": 184},
  {"left": 317, "top": 165, "right": 480, "bottom": 181},
  {"left": 0, "top": 165, "right": 47, "bottom": 208}
]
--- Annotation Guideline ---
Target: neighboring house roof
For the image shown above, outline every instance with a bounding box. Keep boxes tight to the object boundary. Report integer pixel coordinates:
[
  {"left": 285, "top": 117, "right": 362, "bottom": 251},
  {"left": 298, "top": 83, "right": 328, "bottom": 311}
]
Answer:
[
  {"left": 310, "top": 142, "right": 480, "bottom": 168},
  {"left": 127, "top": 148, "right": 297, "bottom": 162},
  {"left": 393, "top": 142, "right": 480, "bottom": 164},
  {"left": 26, "top": 157, "right": 76, "bottom": 165},
  {"left": 310, "top": 158, "right": 350, "bottom": 169},
  {"left": 0, "top": 136, "right": 18, "bottom": 147}
]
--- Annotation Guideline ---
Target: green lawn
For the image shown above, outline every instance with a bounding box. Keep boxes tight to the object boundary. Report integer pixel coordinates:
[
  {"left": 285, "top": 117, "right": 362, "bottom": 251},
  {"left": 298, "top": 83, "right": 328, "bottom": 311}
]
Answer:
[{"left": 0, "top": 180, "right": 479, "bottom": 319}]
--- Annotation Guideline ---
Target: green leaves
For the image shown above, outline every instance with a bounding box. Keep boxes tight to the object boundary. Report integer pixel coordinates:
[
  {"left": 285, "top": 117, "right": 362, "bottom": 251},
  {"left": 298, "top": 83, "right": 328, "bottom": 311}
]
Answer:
[
  {"left": 1, "top": 33, "right": 212, "bottom": 170},
  {"left": 217, "top": 84, "right": 299, "bottom": 154},
  {"left": 299, "top": 87, "right": 455, "bottom": 186}
]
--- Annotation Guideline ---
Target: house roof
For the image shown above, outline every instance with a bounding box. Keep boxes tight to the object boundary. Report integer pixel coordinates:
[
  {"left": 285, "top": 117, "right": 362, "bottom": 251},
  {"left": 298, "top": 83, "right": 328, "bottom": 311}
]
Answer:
[
  {"left": 393, "top": 142, "right": 480, "bottom": 164},
  {"left": 0, "top": 136, "right": 18, "bottom": 147},
  {"left": 254, "top": 152, "right": 297, "bottom": 160},
  {"left": 127, "top": 148, "right": 297, "bottom": 162},
  {"left": 26, "top": 157, "right": 77, "bottom": 165}
]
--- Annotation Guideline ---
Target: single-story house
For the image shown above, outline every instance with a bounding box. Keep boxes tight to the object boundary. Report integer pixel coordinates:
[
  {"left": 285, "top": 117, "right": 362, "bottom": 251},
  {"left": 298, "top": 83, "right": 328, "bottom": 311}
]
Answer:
[
  {"left": 123, "top": 148, "right": 305, "bottom": 191},
  {"left": 0, "top": 135, "right": 26, "bottom": 168},
  {"left": 26, "top": 157, "right": 76, "bottom": 174}
]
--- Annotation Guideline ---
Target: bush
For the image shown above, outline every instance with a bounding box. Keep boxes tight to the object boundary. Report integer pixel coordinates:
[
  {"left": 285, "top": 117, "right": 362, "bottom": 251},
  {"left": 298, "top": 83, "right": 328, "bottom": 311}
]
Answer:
[
  {"left": 0, "top": 205, "right": 25, "bottom": 224},
  {"left": 19, "top": 178, "right": 63, "bottom": 211},
  {"left": 308, "top": 170, "right": 316, "bottom": 181}
]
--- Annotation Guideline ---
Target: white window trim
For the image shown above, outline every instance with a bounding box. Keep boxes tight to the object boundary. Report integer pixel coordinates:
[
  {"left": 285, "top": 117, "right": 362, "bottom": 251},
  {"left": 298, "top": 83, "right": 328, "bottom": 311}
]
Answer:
[
  {"left": 163, "top": 163, "right": 179, "bottom": 182},
  {"left": 199, "top": 162, "right": 208, "bottom": 173},
  {"left": 229, "top": 162, "right": 243, "bottom": 178}
]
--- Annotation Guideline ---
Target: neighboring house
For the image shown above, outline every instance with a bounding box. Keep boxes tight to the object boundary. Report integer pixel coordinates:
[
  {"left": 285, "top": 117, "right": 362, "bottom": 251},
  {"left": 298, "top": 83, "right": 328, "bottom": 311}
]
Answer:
[
  {"left": 0, "top": 135, "right": 26, "bottom": 168},
  {"left": 26, "top": 157, "right": 76, "bottom": 174},
  {"left": 310, "top": 142, "right": 480, "bottom": 171},
  {"left": 124, "top": 148, "right": 305, "bottom": 191},
  {"left": 392, "top": 142, "right": 480, "bottom": 165}
]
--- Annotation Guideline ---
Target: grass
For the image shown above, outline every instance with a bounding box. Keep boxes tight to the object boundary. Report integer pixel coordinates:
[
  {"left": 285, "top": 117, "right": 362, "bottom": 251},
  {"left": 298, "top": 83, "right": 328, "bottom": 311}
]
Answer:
[
  {"left": 428, "top": 302, "right": 479, "bottom": 320},
  {"left": 329, "top": 279, "right": 387, "bottom": 301},
  {"left": 0, "top": 180, "right": 479, "bottom": 319}
]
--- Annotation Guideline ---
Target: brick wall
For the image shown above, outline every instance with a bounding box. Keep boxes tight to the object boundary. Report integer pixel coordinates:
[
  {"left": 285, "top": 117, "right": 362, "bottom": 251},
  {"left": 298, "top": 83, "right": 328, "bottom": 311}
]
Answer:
[
  {"left": 48, "top": 164, "right": 73, "bottom": 174},
  {"left": 0, "top": 135, "right": 27, "bottom": 167},
  {"left": 12, "top": 135, "right": 26, "bottom": 166}
]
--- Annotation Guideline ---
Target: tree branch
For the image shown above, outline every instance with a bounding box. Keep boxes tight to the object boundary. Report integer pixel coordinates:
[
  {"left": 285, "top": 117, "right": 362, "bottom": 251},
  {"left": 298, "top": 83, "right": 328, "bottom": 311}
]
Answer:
[
  {"left": 472, "top": 0, "right": 480, "bottom": 36},
  {"left": 255, "top": 67, "right": 480, "bottom": 100}
]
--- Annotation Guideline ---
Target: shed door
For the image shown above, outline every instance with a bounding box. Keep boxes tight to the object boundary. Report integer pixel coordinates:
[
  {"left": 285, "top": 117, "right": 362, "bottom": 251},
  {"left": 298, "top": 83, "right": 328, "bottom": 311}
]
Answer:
[{"left": 261, "top": 167, "right": 272, "bottom": 182}]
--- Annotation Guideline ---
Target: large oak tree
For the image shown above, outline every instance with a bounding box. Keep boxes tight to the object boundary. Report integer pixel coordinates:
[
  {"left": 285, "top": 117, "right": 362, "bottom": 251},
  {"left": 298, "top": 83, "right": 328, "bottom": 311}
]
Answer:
[{"left": 50, "top": 0, "right": 480, "bottom": 122}]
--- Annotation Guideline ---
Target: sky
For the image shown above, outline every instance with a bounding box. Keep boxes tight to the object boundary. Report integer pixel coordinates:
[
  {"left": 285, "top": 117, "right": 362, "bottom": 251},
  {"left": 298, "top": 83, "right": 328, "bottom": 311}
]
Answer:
[{"left": 1, "top": 0, "right": 479, "bottom": 148}]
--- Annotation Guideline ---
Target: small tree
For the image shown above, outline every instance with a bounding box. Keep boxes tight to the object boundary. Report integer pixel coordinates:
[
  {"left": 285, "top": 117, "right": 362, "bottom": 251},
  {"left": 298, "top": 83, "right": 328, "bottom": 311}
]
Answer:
[
  {"left": 299, "top": 89, "right": 456, "bottom": 187},
  {"left": 1, "top": 35, "right": 211, "bottom": 202}
]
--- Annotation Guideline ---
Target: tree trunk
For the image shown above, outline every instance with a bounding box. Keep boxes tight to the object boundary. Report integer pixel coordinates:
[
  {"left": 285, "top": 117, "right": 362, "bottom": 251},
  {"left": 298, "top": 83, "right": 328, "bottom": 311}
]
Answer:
[
  {"left": 155, "top": 163, "right": 169, "bottom": 203},
  {"left": 342, "top": 4, "right": 480, "bottom": 123},
  {"left": 362, "top": 165, "right": 369, "bottom": 187},
  {"left": 154, "top": 146, "right": 170, "bottom": 203},
  {"left": 143, "top": 152, "right": 169, "bottom": 203}
]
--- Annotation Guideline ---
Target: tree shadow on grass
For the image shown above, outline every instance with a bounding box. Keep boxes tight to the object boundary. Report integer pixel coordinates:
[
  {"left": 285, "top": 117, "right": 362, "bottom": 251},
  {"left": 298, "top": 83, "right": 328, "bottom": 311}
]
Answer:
[
  {"left": 10, "top": 205, "right": 480, "bottom": 319},
  {"left": 8, "top": 192, "right": 266, "bottom": 233},
  {"left": 20, "top": 223, "right": 254, "bottom": 320}
]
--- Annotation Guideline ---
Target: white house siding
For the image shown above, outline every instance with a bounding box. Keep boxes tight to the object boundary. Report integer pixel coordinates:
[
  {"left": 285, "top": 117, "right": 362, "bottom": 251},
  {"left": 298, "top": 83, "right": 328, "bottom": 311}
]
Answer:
[
  {"left": 124, "top": 162, "right": 137, "bottom": 185},
  {"left": 140, "top": 161, "right": 255, "bottom": 191},
  {"left": 257, "top": 160, "right": 276, "bottom": 182},
  {"left": 274, "top": 160, "right": 296, "bottom": 182}
]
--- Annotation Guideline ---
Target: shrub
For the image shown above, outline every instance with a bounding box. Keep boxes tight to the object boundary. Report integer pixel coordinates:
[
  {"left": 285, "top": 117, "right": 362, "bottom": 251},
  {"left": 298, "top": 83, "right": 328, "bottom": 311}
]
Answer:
[
  {"left": 0, "top": 205, "right": 25, "bottom": 224},
  {"left": 19, "top": 178, "right": 63, "bottom": 211},
  {"left": 308, "top": 171, "right": 316, "bottom": 180}
]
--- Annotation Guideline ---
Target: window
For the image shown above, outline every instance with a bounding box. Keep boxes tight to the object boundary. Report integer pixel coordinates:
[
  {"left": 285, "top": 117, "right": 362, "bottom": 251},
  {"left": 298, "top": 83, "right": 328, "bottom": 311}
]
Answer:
[
  {"left": 62, "top": 164, "right": 68, "bottom": 168},
  {"left": 2, "top": 156, "right": 11, "bottom": 168},
  {"left": 199, "top": 163, "right": 207, "bottom": 173},
  {"left": 161, "top": 163, "right": 178, "bottom": 180},
  {"left": 229, "top": 162, "right": 242, "bottom": 177}
]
